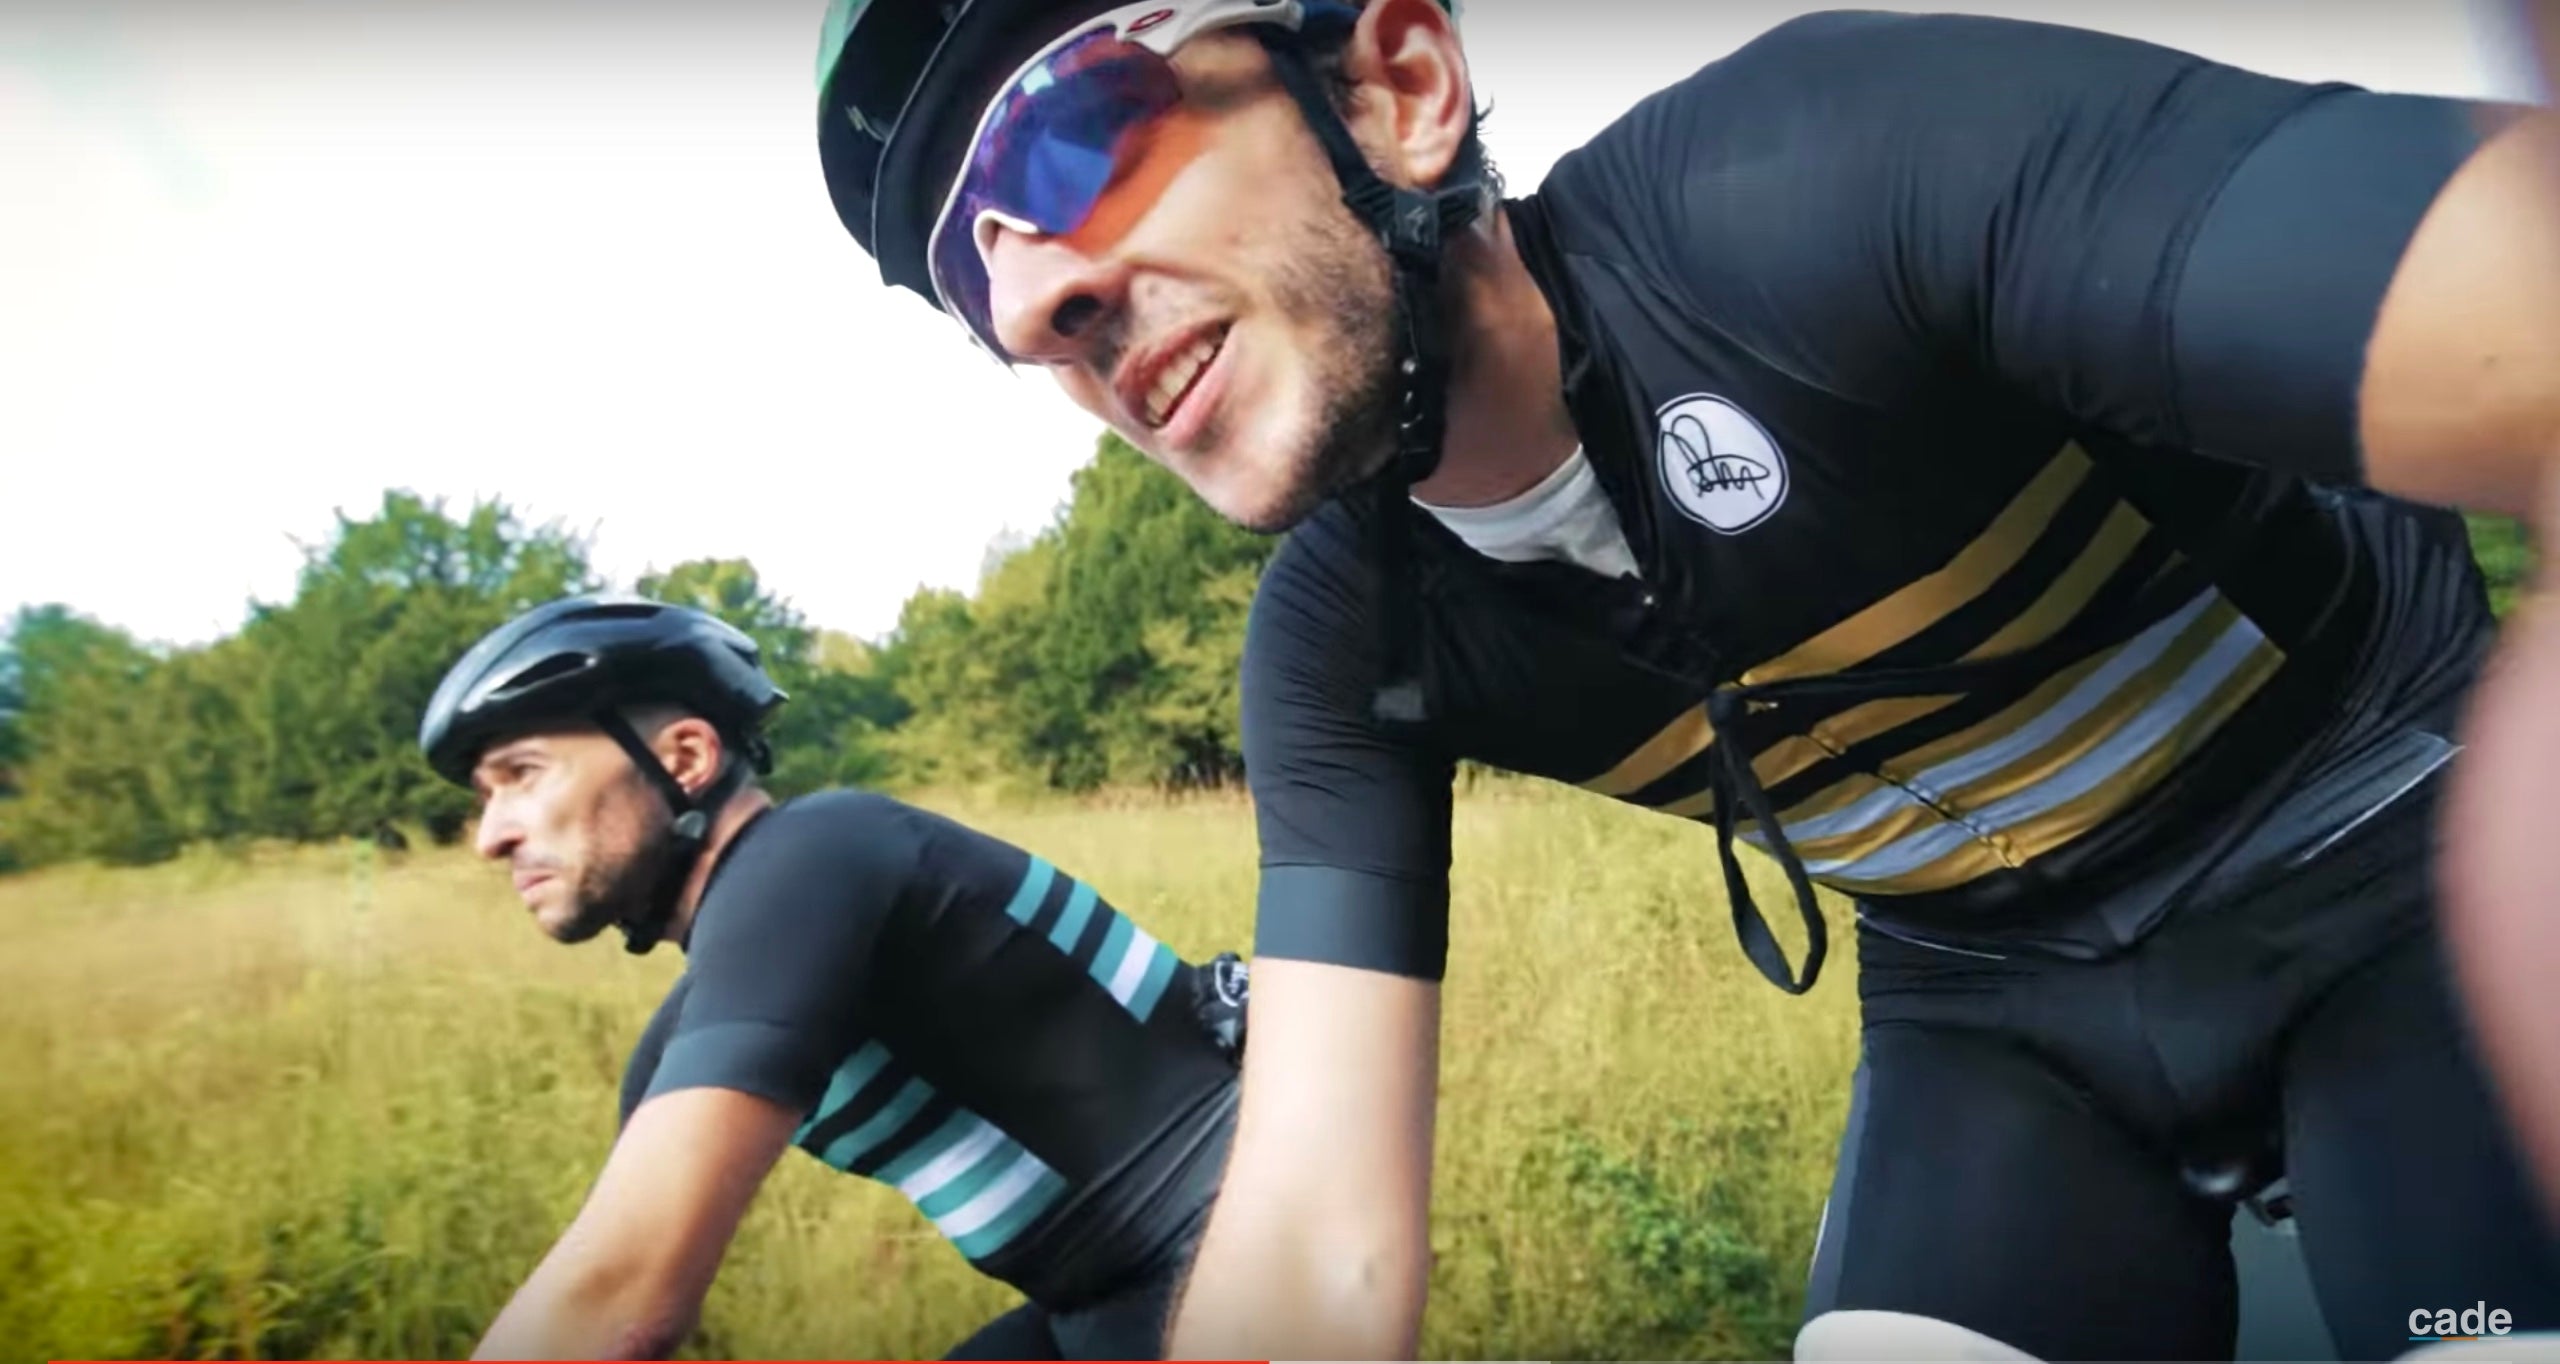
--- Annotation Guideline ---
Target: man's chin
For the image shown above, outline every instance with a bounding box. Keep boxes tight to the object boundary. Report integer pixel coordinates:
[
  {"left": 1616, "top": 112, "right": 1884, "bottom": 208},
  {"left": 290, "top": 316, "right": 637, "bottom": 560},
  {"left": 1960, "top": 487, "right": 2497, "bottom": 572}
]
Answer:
[
  {"left": 533, "top": 904, "right": 617, "bottom": 945},
  {"left": 1222, "top": 450, "right": 1389, "bottom": 535}
]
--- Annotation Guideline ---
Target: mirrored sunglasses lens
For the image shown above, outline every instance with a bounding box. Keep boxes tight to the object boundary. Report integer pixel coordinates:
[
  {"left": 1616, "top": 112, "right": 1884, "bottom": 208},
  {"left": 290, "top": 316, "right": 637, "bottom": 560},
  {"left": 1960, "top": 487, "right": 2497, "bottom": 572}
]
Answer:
[{"left": 930, "top": 30, "right": 1183, "bottom": 356}]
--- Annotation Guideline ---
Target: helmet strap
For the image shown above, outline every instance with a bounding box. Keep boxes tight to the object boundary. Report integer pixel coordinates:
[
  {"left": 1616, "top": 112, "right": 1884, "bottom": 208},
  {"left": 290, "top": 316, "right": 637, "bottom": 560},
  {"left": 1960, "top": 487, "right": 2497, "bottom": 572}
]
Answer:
[
  {"left": 1257, "top": 32, "right": 1484, "bottom": 727},
  {"left": 593, "top": 708, "right": 744, "bottom": 955},
  {"left": 1257, "top": 33, "right": 1483, "bottom": 488}
]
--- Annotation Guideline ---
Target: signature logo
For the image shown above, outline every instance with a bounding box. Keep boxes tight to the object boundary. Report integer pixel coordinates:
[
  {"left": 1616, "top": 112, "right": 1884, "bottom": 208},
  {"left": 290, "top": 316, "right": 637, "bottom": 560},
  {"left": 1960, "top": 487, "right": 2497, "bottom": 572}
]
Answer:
[{"left": 1655, "top": 393, "right": 1788, "bottom": 534}]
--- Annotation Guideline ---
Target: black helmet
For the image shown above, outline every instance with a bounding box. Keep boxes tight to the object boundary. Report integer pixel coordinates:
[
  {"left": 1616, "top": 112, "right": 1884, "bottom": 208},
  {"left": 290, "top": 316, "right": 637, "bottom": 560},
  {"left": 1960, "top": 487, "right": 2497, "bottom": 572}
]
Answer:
[
  {"left": 421, "top": 595, "right": 788, "bottom": 954},
  {"left": 419, "top": 595, "right": 787, "bottom": 789}
]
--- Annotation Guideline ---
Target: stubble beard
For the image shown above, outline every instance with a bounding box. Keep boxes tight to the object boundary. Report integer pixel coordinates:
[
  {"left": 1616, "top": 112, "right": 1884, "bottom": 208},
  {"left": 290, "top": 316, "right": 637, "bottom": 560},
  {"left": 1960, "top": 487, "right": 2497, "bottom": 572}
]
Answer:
[
  {"left": 553, "top": 811, "right": 684, "bottom": 946},
  {"left": 1221, "top": 202, "right": 1404, "bottom": 536}
]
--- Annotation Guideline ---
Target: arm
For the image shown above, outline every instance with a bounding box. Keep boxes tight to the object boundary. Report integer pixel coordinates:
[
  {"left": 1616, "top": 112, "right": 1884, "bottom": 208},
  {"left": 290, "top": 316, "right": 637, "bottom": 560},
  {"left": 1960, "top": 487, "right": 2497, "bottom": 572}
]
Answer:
[
  {"left": 1166, "top": 528, "right": 1458, "bottom": 1358},
  {"left": 472, "top": 1086, "right": 800, "bottom": 1360},
  {"left": 475, "top": 799, "right": 902, "bottom": 1358},
  {"left": 1165, "top": 958, "right": 1441, "bottom": 1359},
  {"left": 2357, "top": 110, "right": 2560, "bottom": 514},
  {"left": 2436, "top": 0, "right": 2560, "bottom": 1220}
]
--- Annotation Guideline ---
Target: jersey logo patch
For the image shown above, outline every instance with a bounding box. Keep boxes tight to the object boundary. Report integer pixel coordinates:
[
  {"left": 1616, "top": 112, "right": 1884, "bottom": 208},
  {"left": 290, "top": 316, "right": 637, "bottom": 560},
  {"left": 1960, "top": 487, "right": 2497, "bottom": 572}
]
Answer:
[{"left": 1655, "top": 393, "right": 1788, "bottom": 534}]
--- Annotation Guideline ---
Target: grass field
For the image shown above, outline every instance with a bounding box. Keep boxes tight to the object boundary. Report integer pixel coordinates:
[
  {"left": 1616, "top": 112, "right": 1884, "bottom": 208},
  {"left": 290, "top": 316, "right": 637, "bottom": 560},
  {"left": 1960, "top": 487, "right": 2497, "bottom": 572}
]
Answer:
[{"left": 0, "top": 783, "right": 1860, "bottom": 1362}]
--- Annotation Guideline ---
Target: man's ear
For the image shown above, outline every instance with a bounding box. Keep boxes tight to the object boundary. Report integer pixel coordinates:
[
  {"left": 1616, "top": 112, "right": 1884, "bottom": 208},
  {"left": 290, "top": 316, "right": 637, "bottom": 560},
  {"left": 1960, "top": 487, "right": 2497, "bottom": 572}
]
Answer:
[
  {"left": 655, "top": 716, "right": 728, "bottom": 796},
  {"left": 1340, "top": 0, "right": 1473, "bottom": 189}
]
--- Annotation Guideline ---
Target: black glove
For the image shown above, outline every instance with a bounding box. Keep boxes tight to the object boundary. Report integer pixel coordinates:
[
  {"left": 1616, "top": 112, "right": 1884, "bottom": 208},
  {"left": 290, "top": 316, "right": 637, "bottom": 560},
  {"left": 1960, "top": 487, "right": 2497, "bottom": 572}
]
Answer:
[{"left": 1190, "top": 952, "right": 1249, "bottom": 1060}]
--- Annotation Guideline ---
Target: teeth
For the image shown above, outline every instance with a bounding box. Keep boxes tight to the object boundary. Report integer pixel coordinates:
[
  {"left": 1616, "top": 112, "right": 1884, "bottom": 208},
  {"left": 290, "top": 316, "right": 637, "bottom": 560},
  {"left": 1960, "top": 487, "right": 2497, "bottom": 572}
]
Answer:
[{"left": 1145, "top": 332, "right": 1223, "bottom": 427}]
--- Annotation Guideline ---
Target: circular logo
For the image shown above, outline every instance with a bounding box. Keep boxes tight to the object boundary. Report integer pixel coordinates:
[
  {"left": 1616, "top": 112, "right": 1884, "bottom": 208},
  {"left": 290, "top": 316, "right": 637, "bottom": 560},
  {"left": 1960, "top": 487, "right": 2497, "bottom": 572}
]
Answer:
[{"left": 1655, "top": 393, "right": 1788, "bottom": 534}]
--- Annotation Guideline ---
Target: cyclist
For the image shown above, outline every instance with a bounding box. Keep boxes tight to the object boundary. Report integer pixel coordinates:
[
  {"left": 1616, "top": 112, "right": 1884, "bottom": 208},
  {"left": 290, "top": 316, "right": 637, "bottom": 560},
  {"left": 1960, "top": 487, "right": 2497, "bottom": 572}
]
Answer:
[
  {"left": 420, "top": 595, "right": 1244, "bottom": 1360},
  {"left": 810, "top": 2, "right": 2560, "bottom": 1358}
]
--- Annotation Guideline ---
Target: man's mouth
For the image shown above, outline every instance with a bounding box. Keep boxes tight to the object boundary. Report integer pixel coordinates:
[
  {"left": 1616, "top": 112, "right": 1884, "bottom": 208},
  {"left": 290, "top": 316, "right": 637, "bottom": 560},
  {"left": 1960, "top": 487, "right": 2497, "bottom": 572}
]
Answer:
[
  {"left": 512, "top": 868, "right": 553, "bottom": 896},
  {"left": 1131, "top": 323, "right": 1231, "bottom": 430}
]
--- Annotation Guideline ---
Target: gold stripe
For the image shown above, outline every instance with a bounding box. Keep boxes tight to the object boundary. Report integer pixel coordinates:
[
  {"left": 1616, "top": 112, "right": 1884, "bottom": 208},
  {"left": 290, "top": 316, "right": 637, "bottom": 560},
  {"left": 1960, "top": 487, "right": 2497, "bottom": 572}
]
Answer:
[
  {"left": 1968, "top": 503, "right": 2152, "bottom": 661},
  {"left": 1866, "top": 632, "right": 2126, "bottom": 781},
  {"left": 1581, "top": 704, "right": 1713, "bottom": 798},
  {"left": 1747, "top": 492, "right": 2153, "bottom": 783},
  {"left": 1918, "top": 597, "right": 2240, "bottom": 811},
  {"left": 1748, "top": 731, "right": 1862, "bottom": 793},
  {"left": 1659, "top": 786, "right": 1718, "bottom": 820},
  {"left": 1831, "top": 635, "right": 2288, "bottom": 894},
  {"left": 1741, "top": 443, "right": 2091, "bottom": 687},
  {"left": 1757, "top": 631, "right": 2138, "bottom": 865},
  {"left": 1671, "top": 764, "right": 1894, "bottom": 826}
]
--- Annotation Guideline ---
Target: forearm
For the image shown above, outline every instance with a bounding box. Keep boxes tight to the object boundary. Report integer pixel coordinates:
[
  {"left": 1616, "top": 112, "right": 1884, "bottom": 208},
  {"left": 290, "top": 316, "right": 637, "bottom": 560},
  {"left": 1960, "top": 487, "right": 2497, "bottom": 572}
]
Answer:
[
  {"left": 1164, "top": 956, "right": 1443, "bottom": 1360},
  {"left": 472, "top": 1249, "right": 696, "bottom": 1360},
  {"left": 1166, "top": 1177, "right": 1431, "bottom": 1360}
]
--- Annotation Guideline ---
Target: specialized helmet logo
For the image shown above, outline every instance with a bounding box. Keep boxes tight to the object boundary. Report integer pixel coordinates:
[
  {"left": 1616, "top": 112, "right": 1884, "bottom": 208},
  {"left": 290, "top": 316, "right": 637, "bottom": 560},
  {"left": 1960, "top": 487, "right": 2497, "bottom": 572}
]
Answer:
[
  {"left": 1127, "top": 9, "right": 1177, "bottom": 34},
  {"left": 1655, "top": 393, "right": 1788, "bottom": 535}
]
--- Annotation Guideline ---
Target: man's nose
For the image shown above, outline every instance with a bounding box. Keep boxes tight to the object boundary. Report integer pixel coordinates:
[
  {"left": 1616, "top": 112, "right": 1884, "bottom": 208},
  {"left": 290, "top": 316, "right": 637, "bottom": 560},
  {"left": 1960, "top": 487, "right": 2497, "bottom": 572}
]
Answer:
[
  {"left": 472, "top": 801, "right": 520, "bottom": 861},
  {"left": 983, "top": 224, "right": 1122, "bottom": 364}
]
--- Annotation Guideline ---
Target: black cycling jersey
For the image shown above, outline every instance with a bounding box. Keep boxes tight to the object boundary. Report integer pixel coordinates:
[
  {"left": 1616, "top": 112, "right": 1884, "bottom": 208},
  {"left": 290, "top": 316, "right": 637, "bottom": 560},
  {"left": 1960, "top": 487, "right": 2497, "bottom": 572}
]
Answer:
[
  {"left": 1242, "top": 11, "right": 2503, "bottom": 992},
  {"left": 618, "top": 789, "right": 1239, "bottom": 1310}
]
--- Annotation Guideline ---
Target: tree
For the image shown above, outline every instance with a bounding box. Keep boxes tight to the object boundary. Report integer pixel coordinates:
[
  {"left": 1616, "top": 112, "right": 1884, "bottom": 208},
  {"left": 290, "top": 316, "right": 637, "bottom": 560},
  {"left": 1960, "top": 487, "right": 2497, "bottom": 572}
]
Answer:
[
  {"left": 245, "top": 492, "right": 597, "bottom": 844},
  {"left": 0, "top": 606, "right": 170, "bottom": 864},
  {"left": 637, "top": 559, "right": 899, "bottom": 796},
  {"left": 869, "top": 432, "right": 1276, "bottom": 791}
]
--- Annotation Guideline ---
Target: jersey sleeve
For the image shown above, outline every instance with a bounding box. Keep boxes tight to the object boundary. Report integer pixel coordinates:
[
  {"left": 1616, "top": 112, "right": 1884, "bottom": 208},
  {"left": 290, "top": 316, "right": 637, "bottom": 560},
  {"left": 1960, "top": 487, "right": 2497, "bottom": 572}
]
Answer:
[
  {"left": 639, "top": 799, "right": 910, "bottom": 1114},
  {"left": 1241, "top": 519, "right": 1457, "bottom": 979},
  {"left": 1558, "top": 10, "right": 2497, "bottom": 483}
]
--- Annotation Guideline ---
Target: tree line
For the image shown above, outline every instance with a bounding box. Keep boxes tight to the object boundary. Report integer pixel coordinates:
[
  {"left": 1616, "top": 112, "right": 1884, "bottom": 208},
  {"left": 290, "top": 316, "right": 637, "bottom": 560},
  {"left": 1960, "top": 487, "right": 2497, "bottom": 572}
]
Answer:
[
  {"left": 0, "top": 434, "right": 2535, "bottom": 871},
  {"left": 0, "top": 434, "right": 1271, "bottom": 870}
]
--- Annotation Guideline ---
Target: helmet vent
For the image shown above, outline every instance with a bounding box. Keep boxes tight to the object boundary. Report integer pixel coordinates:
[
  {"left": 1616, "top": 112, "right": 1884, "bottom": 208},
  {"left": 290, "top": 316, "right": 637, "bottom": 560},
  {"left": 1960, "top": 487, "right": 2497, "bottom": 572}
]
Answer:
[
  {"left": 495, "top": 651, "right": 593, "bottom": 694},
  {"left": 574, "top": 600, "right": 665, "bottom": 622}
]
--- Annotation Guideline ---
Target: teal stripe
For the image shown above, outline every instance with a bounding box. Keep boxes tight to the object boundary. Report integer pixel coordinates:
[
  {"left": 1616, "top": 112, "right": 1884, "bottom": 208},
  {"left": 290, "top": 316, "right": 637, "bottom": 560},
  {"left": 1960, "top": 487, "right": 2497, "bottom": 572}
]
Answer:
[
  {"left": 916, "top": 1137, "right": 1026, "bottom": 1221},
  {"left": 1047, "top": 879, "right": 1099, "bottom": 953},
  {"left": 1002, "top": 856, "right": 1056, "bottom": 925},
  {"left": 1125, "top": 944, "right": 1180, "bottom": 1022},
  {"left": 815, "top": 1077, "right": 934, "bottom": 1171},
  {"left": 872, "top": 1109, "right": 984, "bottom": 1188},
  {"left": 1091, "top": 915, "right": 1134, "bottom": 988},
  {"left": 794, "top": 1041, "right": 892, "bottom": 1140},
  {"left": 952, "top": 1167, "right": 1071, "bottom": 1260}
]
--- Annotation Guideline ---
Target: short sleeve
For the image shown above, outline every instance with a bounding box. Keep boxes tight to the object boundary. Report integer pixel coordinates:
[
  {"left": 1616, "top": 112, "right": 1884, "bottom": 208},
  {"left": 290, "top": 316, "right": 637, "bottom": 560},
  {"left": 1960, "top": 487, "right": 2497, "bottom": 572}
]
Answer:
[
  {"left": 1241, "top": 518, "right": 1457, "bottom": 979},
  {"left": 641, "top": 798, "right": 912, "bottom": 1112},
  {"left": 1550, "top": 9, "right": 2473, "bottom": 479}
]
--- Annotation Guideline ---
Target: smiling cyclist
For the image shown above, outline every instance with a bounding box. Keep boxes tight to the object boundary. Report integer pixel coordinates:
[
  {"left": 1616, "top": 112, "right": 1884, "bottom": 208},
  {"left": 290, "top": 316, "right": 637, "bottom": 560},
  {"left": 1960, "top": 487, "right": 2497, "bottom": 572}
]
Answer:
[
  {"left": 813, "top": 2, "right": 2560, "bottom": 1358},
  {"left": 424, "top": 596, "right": 1246, "bottom": 1360}
]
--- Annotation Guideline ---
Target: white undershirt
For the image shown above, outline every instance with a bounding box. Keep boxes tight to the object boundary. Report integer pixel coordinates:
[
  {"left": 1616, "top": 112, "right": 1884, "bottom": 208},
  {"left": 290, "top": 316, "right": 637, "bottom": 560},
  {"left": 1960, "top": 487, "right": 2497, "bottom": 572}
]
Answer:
[{"left": 1414, "top": 446, "right": 1639, "bottom": 579}]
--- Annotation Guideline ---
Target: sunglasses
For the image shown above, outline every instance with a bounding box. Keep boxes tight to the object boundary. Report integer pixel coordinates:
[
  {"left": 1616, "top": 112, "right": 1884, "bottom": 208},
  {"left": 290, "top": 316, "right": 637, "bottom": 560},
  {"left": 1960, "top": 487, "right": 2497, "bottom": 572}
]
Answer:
[{"left": 926, "top": 0, "right": 1358, "bottom": 363}]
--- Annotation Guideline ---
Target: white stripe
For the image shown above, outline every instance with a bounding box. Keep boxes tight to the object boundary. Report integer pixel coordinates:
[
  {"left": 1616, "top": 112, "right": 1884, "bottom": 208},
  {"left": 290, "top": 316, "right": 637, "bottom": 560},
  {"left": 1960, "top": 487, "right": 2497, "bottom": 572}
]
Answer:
[
  {"left": 1105, "top": 923, "right": 1163, "bottom": 1005},
  {"left": 933, "top": 1148, "right": 1053, "bottom": 1239},
  {"left": 1909, "top": 593, "right": 2221, "bottom": 798},
  {"left": 1810, "top": 612, "right": 2268, "bottom": 883},
  {"left": 1744, "top": 592, "right": 2217, "bottom": 851},
  {"left": 893, "top": 1118, "right": 1011, "bottom": 1201}
]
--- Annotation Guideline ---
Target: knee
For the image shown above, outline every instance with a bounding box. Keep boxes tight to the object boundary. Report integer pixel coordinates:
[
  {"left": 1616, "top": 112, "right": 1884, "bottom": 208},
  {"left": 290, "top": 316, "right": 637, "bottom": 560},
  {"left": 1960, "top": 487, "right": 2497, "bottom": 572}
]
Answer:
[{"left": 1795, "top": 1309, "right": 2045, "bottom": 1362}]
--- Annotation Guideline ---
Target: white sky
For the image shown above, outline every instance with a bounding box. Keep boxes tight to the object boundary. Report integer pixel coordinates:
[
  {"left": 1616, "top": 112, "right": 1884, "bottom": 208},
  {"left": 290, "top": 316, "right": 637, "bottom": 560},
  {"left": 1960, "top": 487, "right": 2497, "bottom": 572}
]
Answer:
[{"left": 1, "top": 0, "right": 2545, "bottom": 649}]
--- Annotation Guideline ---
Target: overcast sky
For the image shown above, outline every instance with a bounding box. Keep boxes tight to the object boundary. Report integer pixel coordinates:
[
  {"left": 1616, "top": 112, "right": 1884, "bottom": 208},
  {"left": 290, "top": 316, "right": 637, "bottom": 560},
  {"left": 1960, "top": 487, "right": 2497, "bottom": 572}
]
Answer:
[{"left": 2, "top": 0, "right": 2546, "bottom": 648}]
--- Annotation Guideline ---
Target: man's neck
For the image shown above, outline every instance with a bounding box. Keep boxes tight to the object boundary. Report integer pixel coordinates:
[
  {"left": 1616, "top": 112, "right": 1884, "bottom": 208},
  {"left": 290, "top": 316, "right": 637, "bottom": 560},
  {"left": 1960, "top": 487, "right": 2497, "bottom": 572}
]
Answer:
[
  {"left": 665, "top": 785, "right": 774, "bottom": 947},
  {"left": 1407, "top": 205, "right": 1580, "bottom": 510}
]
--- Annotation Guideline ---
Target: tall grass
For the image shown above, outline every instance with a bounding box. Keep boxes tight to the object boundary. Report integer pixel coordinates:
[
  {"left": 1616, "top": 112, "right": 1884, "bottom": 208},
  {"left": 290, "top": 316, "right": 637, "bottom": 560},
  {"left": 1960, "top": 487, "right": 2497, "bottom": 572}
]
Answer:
[{"left": 0, "top": 785, "right": 1859, "bottom": 1361}]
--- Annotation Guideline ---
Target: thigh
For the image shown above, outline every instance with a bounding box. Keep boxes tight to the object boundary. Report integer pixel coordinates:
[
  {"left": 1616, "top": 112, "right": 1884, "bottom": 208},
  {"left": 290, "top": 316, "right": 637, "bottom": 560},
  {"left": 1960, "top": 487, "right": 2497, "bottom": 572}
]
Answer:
[
  {"left": 943, "top": 1300, "right": 1064, "bottom": 1361},
  {"left": 2282, "top": 922, "right": 2560, "bottom": 1361},
  {"left": 1806, "top": 1022, "right": 2238, "bottom": 1361}
]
